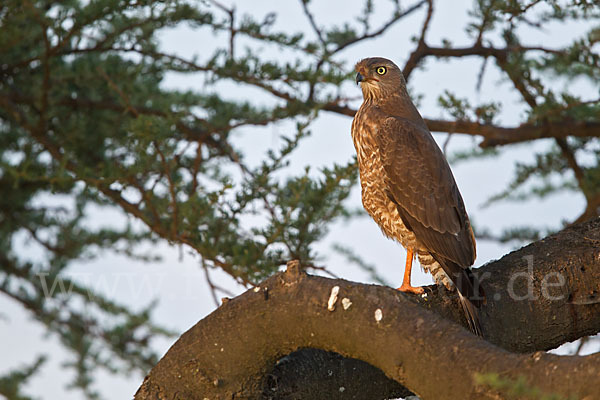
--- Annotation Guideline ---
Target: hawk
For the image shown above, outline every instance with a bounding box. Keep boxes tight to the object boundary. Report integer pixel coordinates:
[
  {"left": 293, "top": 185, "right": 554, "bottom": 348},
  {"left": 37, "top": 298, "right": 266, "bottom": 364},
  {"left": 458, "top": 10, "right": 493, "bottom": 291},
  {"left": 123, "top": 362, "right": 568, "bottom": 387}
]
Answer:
[{"left": 351, "top": 57, "right": 485, "bottom": 335}]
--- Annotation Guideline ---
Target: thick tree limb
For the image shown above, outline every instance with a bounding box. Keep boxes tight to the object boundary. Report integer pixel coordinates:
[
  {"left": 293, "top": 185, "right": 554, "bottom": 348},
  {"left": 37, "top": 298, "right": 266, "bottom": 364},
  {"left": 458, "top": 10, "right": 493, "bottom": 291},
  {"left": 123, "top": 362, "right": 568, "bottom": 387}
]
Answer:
[
  {"left": 322, "top": 103, "right": 600, "bottom": 147},
  {"left": 402, "top": 43, "right": 563, "bottom": 80},
  {"left": 135, "top": 219, "right": 600, "bottom": 399},
  {"left": 424, "top": 118, "right": 600, "bottom": 147}
]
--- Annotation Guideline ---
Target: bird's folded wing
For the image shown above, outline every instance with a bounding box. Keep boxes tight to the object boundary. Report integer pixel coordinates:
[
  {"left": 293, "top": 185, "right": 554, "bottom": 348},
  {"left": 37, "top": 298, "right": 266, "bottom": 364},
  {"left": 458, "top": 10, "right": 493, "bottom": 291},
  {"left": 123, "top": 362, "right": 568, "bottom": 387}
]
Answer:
[{"left": 376, "top": 116, "right": 475, "bottom": 267}]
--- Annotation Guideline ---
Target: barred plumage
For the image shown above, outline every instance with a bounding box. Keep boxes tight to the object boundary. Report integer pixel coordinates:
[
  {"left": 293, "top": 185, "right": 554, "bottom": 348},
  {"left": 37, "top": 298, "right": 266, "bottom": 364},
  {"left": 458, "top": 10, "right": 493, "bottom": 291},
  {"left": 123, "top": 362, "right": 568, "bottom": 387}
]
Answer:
[{"left": 352, "top": 57, "right": 485, "bottom": 335}]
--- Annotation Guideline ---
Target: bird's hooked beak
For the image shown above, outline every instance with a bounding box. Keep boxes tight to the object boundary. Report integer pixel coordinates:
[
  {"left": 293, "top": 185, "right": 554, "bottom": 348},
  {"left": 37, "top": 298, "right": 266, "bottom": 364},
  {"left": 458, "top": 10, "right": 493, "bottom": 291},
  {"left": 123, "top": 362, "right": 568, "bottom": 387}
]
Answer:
[{"left": 355, "top": 72, "right": 364, "bottom": 85}]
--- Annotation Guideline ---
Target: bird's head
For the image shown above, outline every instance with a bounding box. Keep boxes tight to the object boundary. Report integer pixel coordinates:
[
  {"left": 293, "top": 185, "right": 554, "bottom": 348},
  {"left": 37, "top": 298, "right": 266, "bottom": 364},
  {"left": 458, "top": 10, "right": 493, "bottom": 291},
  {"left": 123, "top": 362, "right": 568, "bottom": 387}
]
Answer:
[{"left": 355, "top": 57, "right": 407, "bottom": 101}]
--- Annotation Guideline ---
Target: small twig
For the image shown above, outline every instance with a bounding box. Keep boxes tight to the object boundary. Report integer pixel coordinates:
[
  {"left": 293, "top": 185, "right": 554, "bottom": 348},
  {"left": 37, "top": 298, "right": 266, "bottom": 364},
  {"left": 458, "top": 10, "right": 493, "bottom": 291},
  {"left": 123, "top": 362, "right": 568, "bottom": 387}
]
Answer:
[
  {"left": 190, "top": 142, "right": 204, "bottom": 195},
  {"left": 474, "top": 0, "right": 495, "bottom": 46},
  {"left": 209, "top": 0, "right": 236, "bottom": 59},
  {"left": 442, "top": 132, "right": 453, "bottom": 155},
  {"left": 402, "top": 0, "right": 434, "bottom": 80},
  {"left": 153, "top": 141, "right": 179, "bottom": 240},
  {"left": 475, "top": 56, "right": 489, "bottom": 92},
  {"left": 304, "top": 263, "right": 339, "bottom": 279},
  {"left": 300, "top": 0, "right": 326, "bottom": 47},
  {"left": 25, "top": 226, "right": 61, "bottom": 254},
  {"left": 97, "top": 66, "right": 139, "bottom": 117},
  {"left": 420, "top": 0, "right": 435, "bottom": 44},
  {"left": 23, "top": 0, "right": 51, "bottom": 134},
  {"left": 556, "top": 138, "right": 587, "bottom": 196},
  {"left": 201, "top": 259, "right": 238, "bottom": 301},
  {"left": 202, "top": 259, "right": 220, "bottom": 308},
  {"left": 538, "top": 97, "right": 600, "bottom": 120},
  {"left": 508, "top": 0, "right": 545, "bottom": 23},
  {"left": 331, "top": 0, "right": 427, "bottom": 55}
]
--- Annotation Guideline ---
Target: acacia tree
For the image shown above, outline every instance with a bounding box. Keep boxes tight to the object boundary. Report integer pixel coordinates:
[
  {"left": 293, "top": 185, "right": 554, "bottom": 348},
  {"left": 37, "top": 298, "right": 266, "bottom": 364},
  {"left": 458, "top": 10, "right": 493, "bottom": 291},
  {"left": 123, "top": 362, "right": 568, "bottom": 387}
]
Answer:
[{"left": 0, "top": 0, "right": 599, "bottom": 399}]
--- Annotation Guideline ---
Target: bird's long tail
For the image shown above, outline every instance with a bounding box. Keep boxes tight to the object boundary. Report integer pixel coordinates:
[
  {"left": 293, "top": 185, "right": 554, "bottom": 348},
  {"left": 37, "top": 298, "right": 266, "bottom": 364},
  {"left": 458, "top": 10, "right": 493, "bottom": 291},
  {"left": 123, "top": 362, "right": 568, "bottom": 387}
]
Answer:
[
  {"left": 457, "top": 291, "right": 482, "bottom": 336},
  {"left": 454, "top": 266, "right": 486, "bottom": 307},
  {"left": 436, "top": 258, "right": 486, "bottom": 336}
]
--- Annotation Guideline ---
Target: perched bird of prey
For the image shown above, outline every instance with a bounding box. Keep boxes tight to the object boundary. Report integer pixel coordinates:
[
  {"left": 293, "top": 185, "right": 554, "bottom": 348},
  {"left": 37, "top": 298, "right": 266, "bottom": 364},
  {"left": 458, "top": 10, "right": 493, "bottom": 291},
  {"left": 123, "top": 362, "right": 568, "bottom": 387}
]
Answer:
[{"left": 351, "top": 57, "right": 485, "bottom": 335}]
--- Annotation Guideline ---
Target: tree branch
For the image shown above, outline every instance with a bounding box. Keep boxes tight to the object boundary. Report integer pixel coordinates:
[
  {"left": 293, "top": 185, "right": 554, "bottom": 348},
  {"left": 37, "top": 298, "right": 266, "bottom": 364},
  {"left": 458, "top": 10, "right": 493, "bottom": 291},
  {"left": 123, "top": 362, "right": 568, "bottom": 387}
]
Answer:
[
  {"left": 329, "top": 0, "right": 427, "bottom": 55},
  {"left": 556, "top": 137, "right": 587, "bottom": 193},
  {"left": 300, "top": 0, "right": 326, "bottom": 47},
  {"left": 426, "top": 118, "right": 600, "bottom": 147},
  {"left": 135, "top": 218, "right": 600, "bottom": 400},
  {"left": 320, "top": 102, "right": 600, "bottom": 146},
  {"left": 402, "top": 0, "right": 434, "bottom": 80}
]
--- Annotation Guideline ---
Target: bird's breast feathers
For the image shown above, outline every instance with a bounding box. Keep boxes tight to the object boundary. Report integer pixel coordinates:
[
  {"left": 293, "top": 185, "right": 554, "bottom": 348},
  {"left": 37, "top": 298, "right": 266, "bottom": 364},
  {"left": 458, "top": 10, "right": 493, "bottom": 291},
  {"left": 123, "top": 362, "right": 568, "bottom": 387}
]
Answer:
[{"left": 352, "top": 104, "right": 419, "bottom": 248}]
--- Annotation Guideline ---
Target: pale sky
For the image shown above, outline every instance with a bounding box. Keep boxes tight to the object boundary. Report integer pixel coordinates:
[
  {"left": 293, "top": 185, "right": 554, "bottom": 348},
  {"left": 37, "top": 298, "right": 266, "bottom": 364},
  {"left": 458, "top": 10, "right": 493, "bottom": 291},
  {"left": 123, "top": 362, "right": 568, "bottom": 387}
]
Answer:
[{"left": 0, "top": 1, "right": 594, "bottom": 399}]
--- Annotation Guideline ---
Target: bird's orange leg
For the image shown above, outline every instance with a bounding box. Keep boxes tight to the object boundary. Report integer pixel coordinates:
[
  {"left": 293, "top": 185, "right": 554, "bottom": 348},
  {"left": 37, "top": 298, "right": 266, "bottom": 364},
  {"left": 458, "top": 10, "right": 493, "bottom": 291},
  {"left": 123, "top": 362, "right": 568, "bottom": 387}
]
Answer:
[{"left": 397, "top": 249, "right": 424, "bottom": 294}]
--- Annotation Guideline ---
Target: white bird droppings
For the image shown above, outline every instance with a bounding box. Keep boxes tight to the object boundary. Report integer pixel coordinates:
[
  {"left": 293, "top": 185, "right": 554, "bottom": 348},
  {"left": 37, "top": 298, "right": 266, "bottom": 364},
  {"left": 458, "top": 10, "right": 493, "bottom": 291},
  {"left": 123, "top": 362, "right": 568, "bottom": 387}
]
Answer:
[
  {"left": 341, "top": 298, "right": 352, "bottom": 310},
  {"left": 339, "top": 386, "right": 345, "bottom": 392},
  {"left": 374, "top": 308, "right": 383, "bottom": 323},
  {"left": 327, "top": 286, "right": 340, "bottom": 311}
]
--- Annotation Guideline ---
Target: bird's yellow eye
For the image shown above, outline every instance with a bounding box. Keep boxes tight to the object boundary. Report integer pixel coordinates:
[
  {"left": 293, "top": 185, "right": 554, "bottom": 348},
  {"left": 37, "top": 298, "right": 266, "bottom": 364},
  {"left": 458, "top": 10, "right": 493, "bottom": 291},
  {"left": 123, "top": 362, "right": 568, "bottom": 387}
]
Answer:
[{"left": 376, "top": 66, "right": 387, "bottom": 75}]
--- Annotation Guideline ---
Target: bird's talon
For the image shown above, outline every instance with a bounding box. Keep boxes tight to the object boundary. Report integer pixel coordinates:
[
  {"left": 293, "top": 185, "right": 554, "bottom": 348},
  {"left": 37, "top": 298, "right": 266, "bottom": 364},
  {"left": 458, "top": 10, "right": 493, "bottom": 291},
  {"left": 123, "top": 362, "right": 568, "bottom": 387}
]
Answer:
[{"left": 397, "top": 285, "right": 425, "bottom": 294}]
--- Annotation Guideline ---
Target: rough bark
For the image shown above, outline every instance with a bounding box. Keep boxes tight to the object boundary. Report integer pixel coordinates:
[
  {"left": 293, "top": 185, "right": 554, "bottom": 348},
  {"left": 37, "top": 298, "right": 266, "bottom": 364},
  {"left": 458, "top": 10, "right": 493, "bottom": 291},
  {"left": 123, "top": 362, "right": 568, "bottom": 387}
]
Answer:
[{"left": 135, "top": 218, "right": 600, "bottom": 400}]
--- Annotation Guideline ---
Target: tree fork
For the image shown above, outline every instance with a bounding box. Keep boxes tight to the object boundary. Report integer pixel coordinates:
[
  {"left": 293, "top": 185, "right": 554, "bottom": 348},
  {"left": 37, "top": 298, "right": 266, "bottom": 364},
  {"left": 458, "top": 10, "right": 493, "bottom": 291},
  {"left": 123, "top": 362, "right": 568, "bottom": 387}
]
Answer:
[{"left": 135, "top": 218, "right": 600, "bottom": 399}]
